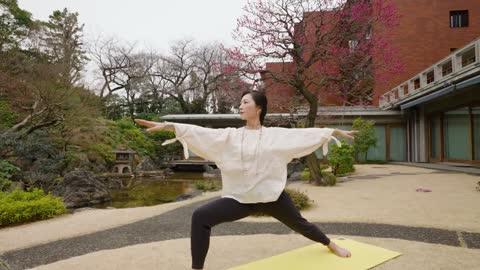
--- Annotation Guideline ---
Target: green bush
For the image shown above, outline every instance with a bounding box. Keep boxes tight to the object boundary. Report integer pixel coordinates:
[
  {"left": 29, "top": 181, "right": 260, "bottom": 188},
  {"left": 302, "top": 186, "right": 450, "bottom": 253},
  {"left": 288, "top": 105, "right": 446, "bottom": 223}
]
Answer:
[
  {"left": 67, "top": 118, "right": 178, "bottom": 172},
  {"left": 0, "top": 160, "right": 20, "bottom": 179},
  {"left": 0, "top": 188, "right": 66, "bottom": 226},
  {"left": 352, "top": 117, "right": 377, "bottom": 161},
  {"left": 0, "top": 101, "right": 16, "bottom": 129},
  {"left": 129, "top": 117, "right": 183, "bottom": 158},
  {"left": 147, "top": 129, "right": 176, "bottom": 141},
  {"left": 329, "top": 141, "right": 355, "bottom": 176},
  {"left": 83, "top": 143, "right": 116, "bottom": 164},
  {"left": 300, "top": 167, "right": 310, "bottom": 181},
  {"left": 116, "top": 118, "right": 137, "bottom": 130},
  {"left": 144, "top": 126, "right": 183, "bottom": 159},
  {"left": 124, "top": 128, "right": 156, "bottom": 156},
  {"left": 285, "top": 188, "right": 313, "bottom": 210},
  {"left": 113, "top": 118, "right": 156, "bottom": 156},
  {"left": 322, "top": 172, "right": 337, "bottom": 186},
  {"left": 252, "top": 188, "right": 313, "bottom": 217},
  {"left": 193, "top": 180, "right": 221, "bottom": 192},
  {"left": 134, "top": 112, "right": 158, "bottom": 121},
  {"left": 0, "top": 178, "right": 12, "bottom": 191}
]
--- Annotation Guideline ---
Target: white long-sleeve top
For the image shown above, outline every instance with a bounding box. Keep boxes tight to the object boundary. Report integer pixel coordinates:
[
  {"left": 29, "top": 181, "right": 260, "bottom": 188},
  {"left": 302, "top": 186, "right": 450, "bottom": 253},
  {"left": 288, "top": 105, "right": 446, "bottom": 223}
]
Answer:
[{"left": 162, "top": 122, "right": 340, "bottom": 203}]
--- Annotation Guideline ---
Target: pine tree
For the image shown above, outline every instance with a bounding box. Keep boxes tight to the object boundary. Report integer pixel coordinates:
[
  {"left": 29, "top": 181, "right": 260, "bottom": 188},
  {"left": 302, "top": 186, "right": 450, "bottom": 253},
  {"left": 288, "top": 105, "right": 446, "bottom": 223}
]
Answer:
[{"left": 41, "top": 8, "right": 88, "bottom": 87}]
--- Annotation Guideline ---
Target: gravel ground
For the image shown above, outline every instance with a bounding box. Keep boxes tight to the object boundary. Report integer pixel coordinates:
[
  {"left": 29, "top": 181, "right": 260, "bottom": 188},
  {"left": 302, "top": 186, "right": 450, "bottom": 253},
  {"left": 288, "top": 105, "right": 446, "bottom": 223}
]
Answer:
[
  {"left": 0, "top": 196, "right": 477, "bottom": 270},
  {"left": 1, "top": 164, "right": 479, "bottom": 270}
]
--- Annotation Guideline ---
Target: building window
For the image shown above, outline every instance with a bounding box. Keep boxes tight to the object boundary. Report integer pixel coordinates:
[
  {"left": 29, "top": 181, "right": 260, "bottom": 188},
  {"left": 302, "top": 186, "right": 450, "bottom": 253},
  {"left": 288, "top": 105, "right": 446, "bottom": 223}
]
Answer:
[
  {"left": 426, "top": 70, "right": 435, "bottom": 84},
  {"left": 413, "top": 78, "right": 420, "bottom": 89},
  {"left": 450, "top": 10, "right": 468, "bottom": 28},
  {"left": 441, "top": 61, "right": 453, "bottom": 76},
  {"left": 461, "top": 47, "right": 476, "bottom": 67}
]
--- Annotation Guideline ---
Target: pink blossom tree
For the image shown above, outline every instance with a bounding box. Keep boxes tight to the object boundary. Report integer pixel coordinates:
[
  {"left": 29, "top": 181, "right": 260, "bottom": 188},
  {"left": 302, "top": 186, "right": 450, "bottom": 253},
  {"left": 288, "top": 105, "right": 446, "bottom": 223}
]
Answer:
[{"left": 229, "top": 0, "right": 402, "bottom": 185}]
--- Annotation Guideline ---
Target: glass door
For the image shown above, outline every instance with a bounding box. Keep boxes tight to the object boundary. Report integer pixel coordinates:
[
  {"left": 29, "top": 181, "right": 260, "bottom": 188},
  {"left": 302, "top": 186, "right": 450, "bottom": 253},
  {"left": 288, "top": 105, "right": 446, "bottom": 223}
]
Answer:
[
  {"left": 473, "top": 107, "right": 480, "bottom": 161},
  {"left": 389, "top": 125, "right": 406, "bottom": 161},
  {"left": 443, "top": 107, "right": 470, "bottom": 161}
]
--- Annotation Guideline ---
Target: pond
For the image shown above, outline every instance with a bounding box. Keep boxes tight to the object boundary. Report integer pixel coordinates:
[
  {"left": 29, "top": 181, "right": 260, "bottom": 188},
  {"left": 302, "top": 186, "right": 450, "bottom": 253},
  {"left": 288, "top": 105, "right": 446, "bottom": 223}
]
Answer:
[{"left": 94, "top": 172, "right": 219, "bottom": 209}]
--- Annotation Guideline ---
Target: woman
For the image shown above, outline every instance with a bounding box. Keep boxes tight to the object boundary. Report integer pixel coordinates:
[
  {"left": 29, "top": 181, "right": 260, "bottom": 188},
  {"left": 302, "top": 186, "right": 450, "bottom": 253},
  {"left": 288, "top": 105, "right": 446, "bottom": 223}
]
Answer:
[{"left": 135, "top": 90, "right": 357, "bottom": 270}]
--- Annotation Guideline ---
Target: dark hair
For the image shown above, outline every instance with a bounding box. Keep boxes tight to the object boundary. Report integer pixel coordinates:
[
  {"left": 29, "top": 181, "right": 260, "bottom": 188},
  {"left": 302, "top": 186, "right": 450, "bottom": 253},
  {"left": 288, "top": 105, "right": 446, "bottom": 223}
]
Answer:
[{"left": 241, "top": 90, "right": 268, "bottom": 125}]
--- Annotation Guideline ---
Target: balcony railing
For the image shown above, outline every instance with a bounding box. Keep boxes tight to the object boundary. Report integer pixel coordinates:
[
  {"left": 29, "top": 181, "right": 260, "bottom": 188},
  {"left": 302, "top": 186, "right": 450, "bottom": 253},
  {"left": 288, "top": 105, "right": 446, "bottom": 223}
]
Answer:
[{"left": 380, "top": 38, "right": 480, "bottom": 109}]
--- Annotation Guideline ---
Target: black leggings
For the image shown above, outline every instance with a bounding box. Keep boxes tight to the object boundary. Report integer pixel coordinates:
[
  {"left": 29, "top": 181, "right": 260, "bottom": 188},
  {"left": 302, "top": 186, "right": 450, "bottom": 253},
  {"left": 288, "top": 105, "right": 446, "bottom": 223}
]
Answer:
[{"left": 190, "top": 190, "right": 331, "bottom": 269}]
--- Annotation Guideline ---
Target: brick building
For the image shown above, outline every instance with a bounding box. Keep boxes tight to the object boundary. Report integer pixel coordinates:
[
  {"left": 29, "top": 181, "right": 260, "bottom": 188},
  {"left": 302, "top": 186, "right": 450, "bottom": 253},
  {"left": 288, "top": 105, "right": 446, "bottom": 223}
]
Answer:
[
  {"left": 263, "top": 0, "right": 480, "bottom": 109},
  {"left": 373, "top": 0, "right": 480, "bottom": 105}
]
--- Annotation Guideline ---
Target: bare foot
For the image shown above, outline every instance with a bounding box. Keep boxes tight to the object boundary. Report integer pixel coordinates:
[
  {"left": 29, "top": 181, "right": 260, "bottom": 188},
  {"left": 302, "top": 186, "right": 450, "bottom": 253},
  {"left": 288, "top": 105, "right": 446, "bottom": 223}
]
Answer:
[{"left": 327, "top": 241, "right": 352, "bottom": 258}]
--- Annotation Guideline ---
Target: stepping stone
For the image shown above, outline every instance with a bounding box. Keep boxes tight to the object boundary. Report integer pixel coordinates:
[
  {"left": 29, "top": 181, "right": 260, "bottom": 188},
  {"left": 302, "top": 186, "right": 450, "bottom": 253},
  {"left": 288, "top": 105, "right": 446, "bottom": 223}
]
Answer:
[{"left": 228, "top": 238, "right": 401, "bottom": 270}]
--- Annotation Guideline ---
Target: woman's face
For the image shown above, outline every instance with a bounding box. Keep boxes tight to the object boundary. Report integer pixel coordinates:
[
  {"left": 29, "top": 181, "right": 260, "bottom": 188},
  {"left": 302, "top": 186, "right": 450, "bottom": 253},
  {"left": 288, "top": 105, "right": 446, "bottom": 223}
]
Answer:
[{"left": 239, "top": 94, "right": 261, "bottom": 122}]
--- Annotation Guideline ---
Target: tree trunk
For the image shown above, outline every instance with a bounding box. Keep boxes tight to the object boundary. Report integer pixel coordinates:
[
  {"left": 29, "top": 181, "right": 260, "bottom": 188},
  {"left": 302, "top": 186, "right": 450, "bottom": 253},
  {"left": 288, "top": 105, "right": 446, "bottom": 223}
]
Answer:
[
  {"left": 306, "top": 153, "right": 326, "bottom": 185},
  {"left": 304, "top": 92, "right": 327, "bottom": 185}
]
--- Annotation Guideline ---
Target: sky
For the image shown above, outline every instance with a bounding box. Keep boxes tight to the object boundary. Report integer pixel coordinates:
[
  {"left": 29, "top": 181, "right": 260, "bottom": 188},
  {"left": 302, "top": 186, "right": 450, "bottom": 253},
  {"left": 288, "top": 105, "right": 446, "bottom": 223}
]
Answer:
[
  {"left": 18, "top": 0, "right": 250, "bottom": 52},
  {"left": 17, "top": 0, "right": 251, "bottom": 87}
]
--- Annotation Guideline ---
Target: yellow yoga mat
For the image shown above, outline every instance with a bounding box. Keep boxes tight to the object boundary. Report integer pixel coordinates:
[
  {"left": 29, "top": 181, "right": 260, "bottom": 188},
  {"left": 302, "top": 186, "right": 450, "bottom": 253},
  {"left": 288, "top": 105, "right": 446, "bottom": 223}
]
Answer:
[{"left": 228, "top": 238, "right": 401, "bottom": 270}]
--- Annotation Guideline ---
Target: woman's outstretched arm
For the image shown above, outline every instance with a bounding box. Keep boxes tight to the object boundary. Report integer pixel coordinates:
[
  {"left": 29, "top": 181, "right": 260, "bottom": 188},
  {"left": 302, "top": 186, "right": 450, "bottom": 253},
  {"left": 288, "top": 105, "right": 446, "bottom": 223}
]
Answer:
[
  {"left": 134, "top": 119, "right": 175, "bottom": 133},
  {"left": 332, "top": 129, "right": 358, "bottom": 140},
  {"left": 134, "top": 118, "right": 232, "bottom": 162},
  {"left": 275, "top": 127, "right": 359, "bottom": 161}
]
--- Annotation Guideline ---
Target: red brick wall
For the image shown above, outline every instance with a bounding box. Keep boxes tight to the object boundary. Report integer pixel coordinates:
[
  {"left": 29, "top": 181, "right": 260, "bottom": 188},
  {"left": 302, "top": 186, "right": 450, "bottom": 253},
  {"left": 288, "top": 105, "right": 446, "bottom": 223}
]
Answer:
[
  {"left": 262, "top": 62, "right": 294, "bottom": 112},
  {"left": 373, "top": 0, "right": 480, "bottom": 105},
  {"left": 263, "top": 62, "right": 344, "bottom": 112}
]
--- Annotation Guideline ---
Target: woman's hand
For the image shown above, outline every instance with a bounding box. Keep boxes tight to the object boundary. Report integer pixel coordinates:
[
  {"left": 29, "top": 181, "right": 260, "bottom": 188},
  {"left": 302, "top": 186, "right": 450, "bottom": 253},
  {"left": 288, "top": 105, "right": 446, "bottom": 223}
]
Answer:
[
  {"left": 333, "top": 129, "right": 359, "bottom": 140},
  {"left": 134, "top": 119, "right": 168, "bottom": 133}
]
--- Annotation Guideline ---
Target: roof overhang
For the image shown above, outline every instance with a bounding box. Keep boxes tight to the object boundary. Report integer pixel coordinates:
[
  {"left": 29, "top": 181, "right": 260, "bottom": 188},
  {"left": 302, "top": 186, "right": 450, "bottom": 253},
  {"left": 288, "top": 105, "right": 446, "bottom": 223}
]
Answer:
[{"left": 400, "top": 74, "right": 480, "bottom": 110}]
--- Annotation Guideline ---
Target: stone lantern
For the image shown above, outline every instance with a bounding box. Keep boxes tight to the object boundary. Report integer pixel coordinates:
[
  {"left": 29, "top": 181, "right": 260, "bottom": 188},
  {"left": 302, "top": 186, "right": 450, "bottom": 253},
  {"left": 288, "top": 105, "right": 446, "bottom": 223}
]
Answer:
[{"left": 111, "top": 149, "right": 137, "bottom": 174}]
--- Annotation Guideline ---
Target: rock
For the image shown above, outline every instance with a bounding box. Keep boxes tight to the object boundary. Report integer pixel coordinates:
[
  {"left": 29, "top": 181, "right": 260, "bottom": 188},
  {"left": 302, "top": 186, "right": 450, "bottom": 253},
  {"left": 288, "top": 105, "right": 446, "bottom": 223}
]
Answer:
[
  {"left": 175, "top": 193, "right": 194, "bottom": 201},
  {"left": 203, "top": 164, "right": 215, "bottom": 173},
  {"left": 203, "top": 173, "right": 221, "bottom": 179},
  {"left": 53, "top": 169, "right": 111, "bottom": 209},
  {"left": 287, "top": 171, "right": 303, "bottom": 182},
  {"left": 136, "top": 170, "right": 166, "bottom": 179},
  {"left": 164, "top": 168, "right": 174, "bottom": 175},
  {"left": 287, "top": 161, "right": 305, "bottom": 178},
  {"left": 203, "top": 167, "right": 221, "bottom": 178},
  {"left": 99, "top": 176, "right": 124, "bottom": 190},
  {"left": 174, "top": 189, "right": 201, "bottom": 202},
  {"left": 137, "top": 156, "right": 158, "bottom": 171}
]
